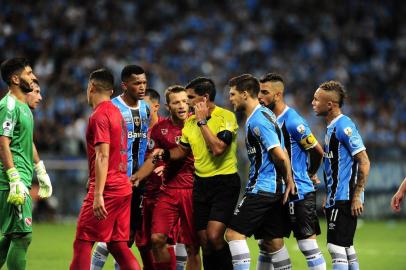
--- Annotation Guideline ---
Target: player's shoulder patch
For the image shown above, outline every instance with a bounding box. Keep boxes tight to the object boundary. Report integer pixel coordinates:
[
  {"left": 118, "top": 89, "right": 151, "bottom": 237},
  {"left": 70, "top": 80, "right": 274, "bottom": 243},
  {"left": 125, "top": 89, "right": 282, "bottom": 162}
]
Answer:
[
  {"left": 343, "top": 127, "right": 353, "bottom": 137},
  {"left": 296, "top": 124, "right": 306, "bottom": 134},
  {"left": 6, "top": 96, "right": 16, "bottom": 111}
]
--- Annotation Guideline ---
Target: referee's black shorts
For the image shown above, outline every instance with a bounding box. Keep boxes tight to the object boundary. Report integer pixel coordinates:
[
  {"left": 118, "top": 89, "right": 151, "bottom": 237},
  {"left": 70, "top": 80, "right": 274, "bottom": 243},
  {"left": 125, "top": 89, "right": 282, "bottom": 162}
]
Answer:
[
  {"left": 325, "top": 200, "right": 357, "bottom": 247},
  {"left": 193, "top": 173, "right": 241, "bottom": 231}
]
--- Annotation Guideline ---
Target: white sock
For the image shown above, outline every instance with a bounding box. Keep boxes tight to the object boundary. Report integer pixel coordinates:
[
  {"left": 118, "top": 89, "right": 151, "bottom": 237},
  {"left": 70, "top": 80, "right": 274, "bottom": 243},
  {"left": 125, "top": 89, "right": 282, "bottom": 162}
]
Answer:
[
  {"left": 114, "top": 260, "right": 120, "bottom": 270},
  {"left": 175, "top": 243, "right": 187, "bottom": 270},
  {"left": 327, "top": 243, "right": 348, "bottom": 270},
  {"left": 271, "top": 245, "right": 292, "bottom": 270},
  {"left": 90, "top": 242, "right": 109, "bottom": 270},
  {"left": 256, "top": 243, "right": 274, "bottom": 270},
  {"left": 229, "top": 240, "right": 251, "bottom": 270},
  {"left": 346, "top": 246, "right": 359, "bottom": 270},
  {"left": 298, "top": 239, "right": 326, "bottom": 270}
]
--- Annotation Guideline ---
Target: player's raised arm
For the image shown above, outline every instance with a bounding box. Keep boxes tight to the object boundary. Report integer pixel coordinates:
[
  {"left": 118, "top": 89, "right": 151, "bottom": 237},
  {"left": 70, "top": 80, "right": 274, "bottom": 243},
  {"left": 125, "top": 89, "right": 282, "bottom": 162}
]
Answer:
[{"left": 351, "top": 150, "right": 370, "bottom": 216}]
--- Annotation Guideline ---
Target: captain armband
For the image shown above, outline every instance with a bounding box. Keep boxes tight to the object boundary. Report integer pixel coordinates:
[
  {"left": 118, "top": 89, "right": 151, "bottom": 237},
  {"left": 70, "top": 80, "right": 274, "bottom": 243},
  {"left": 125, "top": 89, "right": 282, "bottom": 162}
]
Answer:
[{"left": 299, "top": 133, "right": 317, "bottom": 150}]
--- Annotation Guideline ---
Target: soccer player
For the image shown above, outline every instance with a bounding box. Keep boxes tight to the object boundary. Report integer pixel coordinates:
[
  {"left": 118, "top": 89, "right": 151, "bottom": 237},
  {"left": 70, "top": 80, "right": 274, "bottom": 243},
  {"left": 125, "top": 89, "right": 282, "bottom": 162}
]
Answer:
[
  {"left": 154, "top": 77, "right": 240, "bottom": 269},
  {"left": 312, "top": 81, "right": 370, "bottom": 270},
  {"left": 258, "top": 73, "right": 326, "bottom": 270},
  {"left": 226, "top": 74, "right": 295, "bottom": 270},
  {"left": 70, "top": 69, "right": 140, "bottom": 270},
  {"left": 133, "top": 85, "right": 201, "bottom": 270},
  {"left": 0, "top": 58, "right": 52, "bottom": 270},
  {"left": 91, "top": 65, "right": 150, "bottom": 269},
  {"left": 391, "top": 177, "right": 406, "bottom": 212}
]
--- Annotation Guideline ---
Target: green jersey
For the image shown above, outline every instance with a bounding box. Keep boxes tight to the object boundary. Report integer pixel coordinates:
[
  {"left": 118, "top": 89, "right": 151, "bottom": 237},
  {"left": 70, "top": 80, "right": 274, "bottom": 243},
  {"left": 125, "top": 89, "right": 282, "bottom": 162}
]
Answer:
[{"left": 0, "top": 93, "right": 34, "bottom": 190}]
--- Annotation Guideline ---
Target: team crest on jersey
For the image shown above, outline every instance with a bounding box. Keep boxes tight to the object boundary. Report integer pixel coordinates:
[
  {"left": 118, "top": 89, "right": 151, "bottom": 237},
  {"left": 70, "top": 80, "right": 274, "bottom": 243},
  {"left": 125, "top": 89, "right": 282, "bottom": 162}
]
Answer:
[
  {"left": 161, "top": 129, "right": 168, "bottom": 135},
  {"left": 134, "top": 116, "right": 141, "bottom": 126},
  {"left": 296, "top": 124, "right": 305, "bottom": 134},
  {"left": 253, "top": 127, "right": 261, "bottom": 137},
  {"left": 25, "top": 218, "right": 32, "bottom": 227},
  {"left": 148, "top": 138, "right": 155, "bottom": 150},
  {"left": 344, "top": 127, "right": 353, "bottom": 136},
  {"left": 175, "top": 136, "right": 181, "bottom": 144}
]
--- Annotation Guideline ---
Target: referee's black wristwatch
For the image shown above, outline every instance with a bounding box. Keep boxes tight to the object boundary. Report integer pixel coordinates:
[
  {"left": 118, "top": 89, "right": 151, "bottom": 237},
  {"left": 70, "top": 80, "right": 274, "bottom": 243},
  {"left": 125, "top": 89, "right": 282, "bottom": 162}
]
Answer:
[{"left": 197, "top": 119, "right": 208, "bottom": 127}]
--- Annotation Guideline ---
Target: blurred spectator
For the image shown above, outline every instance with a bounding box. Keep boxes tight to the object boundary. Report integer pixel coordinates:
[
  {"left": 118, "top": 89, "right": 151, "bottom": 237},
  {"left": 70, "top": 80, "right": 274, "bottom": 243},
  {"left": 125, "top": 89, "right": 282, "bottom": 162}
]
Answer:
[{"left": 0, "top": 0, "right": 404, "bottom": 159}]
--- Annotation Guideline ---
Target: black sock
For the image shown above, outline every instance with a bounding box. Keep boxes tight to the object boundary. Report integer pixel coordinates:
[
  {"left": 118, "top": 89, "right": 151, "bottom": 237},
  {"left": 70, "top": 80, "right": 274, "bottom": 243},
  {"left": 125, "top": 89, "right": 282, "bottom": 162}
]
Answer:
[{"left": 203, "top": 253, "right": 218, "bottom": 270}]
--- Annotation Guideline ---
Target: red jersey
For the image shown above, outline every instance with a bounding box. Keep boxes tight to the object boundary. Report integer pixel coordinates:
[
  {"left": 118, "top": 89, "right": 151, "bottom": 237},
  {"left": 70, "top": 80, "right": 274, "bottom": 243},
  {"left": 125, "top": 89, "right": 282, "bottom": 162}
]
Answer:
[
  {"left": 149, "top": 118, "right": 194, "bottom": 189},
  {"left": 86, "top": 101, "right": 132, "bottom": 197}
]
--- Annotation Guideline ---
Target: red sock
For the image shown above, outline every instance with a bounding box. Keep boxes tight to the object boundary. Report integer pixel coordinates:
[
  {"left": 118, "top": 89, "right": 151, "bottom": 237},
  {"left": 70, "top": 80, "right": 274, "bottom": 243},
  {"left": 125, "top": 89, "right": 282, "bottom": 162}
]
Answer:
[
  {"left": 168, "top": 245, "right": 176, "bottom": 270},
  {"left": 107, "top": 241, "right": 141, "bottom": 270},
  {"left": 70, "top": 239, "right": 93, "bottom": 270},
  {"left": 139, "top": 246, "right": 156, "bottom": 270}
]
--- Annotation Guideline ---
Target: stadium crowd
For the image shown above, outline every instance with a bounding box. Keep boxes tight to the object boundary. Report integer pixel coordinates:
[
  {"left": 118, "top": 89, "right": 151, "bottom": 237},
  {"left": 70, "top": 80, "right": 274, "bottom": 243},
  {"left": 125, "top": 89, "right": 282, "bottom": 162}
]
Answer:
[{"left": 0, "top": 0, "right": 405, "bottom": 158}]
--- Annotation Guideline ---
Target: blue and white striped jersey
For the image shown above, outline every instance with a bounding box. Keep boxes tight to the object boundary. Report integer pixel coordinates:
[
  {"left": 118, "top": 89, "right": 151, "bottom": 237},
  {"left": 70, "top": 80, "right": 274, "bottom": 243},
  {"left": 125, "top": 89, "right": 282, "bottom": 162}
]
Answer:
[
  {"left": 112, "top": 96, "right": 150, "bottom": 176},
  {"left": 245, "top": 105, "right": 284, "bottom": 195},
  {"left": 277, "top": 106, "right": 318, "bottom": 201},
  {"left": 323, "top": 114, "right": 366, "bottom": 208}
]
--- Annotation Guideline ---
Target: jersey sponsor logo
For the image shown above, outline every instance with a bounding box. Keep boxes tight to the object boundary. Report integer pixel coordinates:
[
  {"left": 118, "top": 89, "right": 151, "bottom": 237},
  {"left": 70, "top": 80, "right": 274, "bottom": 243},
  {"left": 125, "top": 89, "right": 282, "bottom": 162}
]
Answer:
[
  {"left": 349, "top": 136, "right": 361, "bottom": 148},
  {"left": 25, "top": 217, "right": 32, "bottom": 227},
  {"left": 344, "top": 127, "right": 353, "bottom": 136},
  {"left": 124, "top": 116, "right": 132, "bottom": 123},
  {"left": 148, "top": 138, "right": 155, "bottom": 150},
  {"left": 161, "top": 129, "right": 168, "bottom": 135},
  {"left": 128, "top": 131, "right": 147, "bottom": 139},
  {"left": 247, "top": 146, "right": 256, "bottom": 155},
  {"left": 299, "top": 133, "right": 317, "bottom": 149},
  {"left": 324, "top": 151, "right": 334, "bottom": 159},
  {"left": 296, "top": 124, "right": 306, "bottom": 134}
]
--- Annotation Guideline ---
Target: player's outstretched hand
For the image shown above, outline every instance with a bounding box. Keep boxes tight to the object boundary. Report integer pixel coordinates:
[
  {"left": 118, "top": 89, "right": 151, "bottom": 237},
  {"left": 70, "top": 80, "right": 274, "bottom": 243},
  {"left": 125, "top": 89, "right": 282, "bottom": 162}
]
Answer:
[
  {"left": 153, "top": 165, "right": 165, "bottom": 177},
  {"left": 93, "top": 194, "right": 107, "bottom": 220},
  {"left": 35, "top": 161, "right": 53, "bottom": 198},
  {"left": 283, "top": 179, "right": 296, "bottom": 204},
  {"left": 351, "top": 197, "right": 363, "bottom": 216},
  {"left": 6, "top": 167, "right": 28, "bottom": 205},
  {"left": 391, "top": 191, "right": 404, "bottom": 212}
]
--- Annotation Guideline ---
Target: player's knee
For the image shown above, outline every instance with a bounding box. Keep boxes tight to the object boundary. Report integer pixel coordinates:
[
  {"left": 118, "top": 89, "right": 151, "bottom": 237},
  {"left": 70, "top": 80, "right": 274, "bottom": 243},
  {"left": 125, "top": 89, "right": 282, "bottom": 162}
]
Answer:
[
  {"left": 185, "top": 244, "right": 200, "bottom": 256},
  {"left": 258, "top": 238, "right": 284, "bottom": 253},
  {"left": 225, "top": 228, "right": 244, "bottom": 242},
  {"left": 151, "top": 233, "right": 167, "bottom": 249},
  {"left": 206, "top": 229, "right": 224, "bottom": 248}
]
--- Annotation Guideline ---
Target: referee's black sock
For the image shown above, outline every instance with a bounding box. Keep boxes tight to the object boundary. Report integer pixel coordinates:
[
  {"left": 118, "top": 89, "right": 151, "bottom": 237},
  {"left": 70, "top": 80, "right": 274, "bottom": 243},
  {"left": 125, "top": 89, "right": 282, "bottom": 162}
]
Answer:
[{"left": 214, "top": 243, "right": 233, "bottom": 270}]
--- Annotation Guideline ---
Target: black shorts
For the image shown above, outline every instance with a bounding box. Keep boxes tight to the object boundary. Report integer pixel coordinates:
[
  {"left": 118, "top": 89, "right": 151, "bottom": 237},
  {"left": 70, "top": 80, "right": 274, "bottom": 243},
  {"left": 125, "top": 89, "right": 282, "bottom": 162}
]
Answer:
[
  {"left": 130, "top": 185, "right": 144, "bottom": 233},
  {"left": 228, "top": 192, "right": 290, "bottom": 239},
  {"left": 288, "top": 191, "right": 321, "bottom": 240},
  {"left": 325, "top": 201, "right": 357, "bottom": 247},
  {"left": 193, "top": 173, "right": 241, "bottom": 231}
]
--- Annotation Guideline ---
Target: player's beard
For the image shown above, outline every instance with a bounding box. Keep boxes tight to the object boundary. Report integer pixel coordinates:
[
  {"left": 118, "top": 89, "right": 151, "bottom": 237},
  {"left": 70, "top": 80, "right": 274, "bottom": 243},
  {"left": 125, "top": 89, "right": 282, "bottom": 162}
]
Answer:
[
  {"left": 265, "top": 100, "right": 276, "bottom": 111},
  {"left": 19, "top": 77, "right": 33, "bottom": 93}
]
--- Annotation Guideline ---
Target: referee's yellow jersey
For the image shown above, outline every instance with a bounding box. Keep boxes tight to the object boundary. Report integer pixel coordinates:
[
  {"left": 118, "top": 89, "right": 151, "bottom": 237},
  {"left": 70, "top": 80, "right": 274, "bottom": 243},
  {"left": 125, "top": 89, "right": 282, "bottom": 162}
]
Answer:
[{"left": 180, "top": 106, "right": 238, "bottom": 177}]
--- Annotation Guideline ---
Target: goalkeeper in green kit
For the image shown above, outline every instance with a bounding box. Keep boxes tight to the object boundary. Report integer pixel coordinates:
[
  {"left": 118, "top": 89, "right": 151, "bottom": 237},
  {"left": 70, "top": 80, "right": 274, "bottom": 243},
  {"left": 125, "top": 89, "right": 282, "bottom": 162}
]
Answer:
[{"left": 0, "top": 58, "right": 52, "bottom": 270}]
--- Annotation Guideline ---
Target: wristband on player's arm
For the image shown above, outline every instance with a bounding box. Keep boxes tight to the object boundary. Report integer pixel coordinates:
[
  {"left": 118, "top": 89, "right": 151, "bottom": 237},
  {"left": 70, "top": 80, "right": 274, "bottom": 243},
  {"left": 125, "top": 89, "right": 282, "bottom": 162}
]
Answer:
[{"left": 6, "top": 167, "right": 21, "bottom": 182}]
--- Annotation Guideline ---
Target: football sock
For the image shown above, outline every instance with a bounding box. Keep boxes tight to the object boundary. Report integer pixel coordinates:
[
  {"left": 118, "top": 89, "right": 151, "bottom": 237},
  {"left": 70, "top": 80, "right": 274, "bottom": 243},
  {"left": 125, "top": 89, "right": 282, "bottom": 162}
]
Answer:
[
  {"left": 202, "top": 253, "right": 217, "bottom": 270},
  {"left": 175, "top": 243, "right": 187, "bottom": 270},
  {"left": 139, "top": 246, "right": 156, "bottom": 270},
  {"left": 228, "top": 240, "right": 251, "bottom": 270},
  {"left": 256, "top": 249, "right": 274, "bottom": 270},
  {"left": 91, "top": 242, "right": 109, "bottom": 270},
  {"left": 107, "top": 241, "right": 141, "bottom": 270},
  {"left": 213, "top": 243, "right": 233, "bottom": 270},
  {"left": 271, "top": 245, "right": 292, "bottom": 270},
  {"left": 168, "top": 245, "right": 177, "bottom": 269},
  {"left": 0, "top": 235, "right": 11, "bottom": 267},
  {"left": 327, "top": 243, "right": 348, "bottom": 270},
  {"left": 7, "top": 233, "right": 32, "bottom": 270},
  {"left": 70, "top": 239, "right": 93, "bottom": 270},
  {"left": 346, "top": 246, "right": 359, "bottom": 270},
  {"left": 298, "top": 239, "right": 326, "bottom": 270}
]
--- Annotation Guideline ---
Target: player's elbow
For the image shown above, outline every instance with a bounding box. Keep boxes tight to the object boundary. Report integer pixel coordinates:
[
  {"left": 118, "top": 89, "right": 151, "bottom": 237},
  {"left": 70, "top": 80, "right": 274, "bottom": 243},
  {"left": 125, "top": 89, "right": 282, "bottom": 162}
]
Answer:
[{"left": 211, "top": 146, "right": 226, "bottom": 157}]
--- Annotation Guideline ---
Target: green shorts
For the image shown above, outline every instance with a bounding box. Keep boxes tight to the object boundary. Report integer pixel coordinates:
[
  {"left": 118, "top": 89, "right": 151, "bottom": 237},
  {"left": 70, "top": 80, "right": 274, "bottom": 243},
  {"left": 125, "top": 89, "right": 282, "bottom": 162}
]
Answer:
[{"left": 0, "top": 190, "right": 33, "bottom": 235}]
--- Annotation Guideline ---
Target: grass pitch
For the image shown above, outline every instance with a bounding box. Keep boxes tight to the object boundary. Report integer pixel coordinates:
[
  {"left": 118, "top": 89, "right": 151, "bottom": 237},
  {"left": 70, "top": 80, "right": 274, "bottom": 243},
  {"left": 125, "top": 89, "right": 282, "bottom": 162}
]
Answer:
[{"left": 5, "top": 219, "right": 405, "bottom": 269}]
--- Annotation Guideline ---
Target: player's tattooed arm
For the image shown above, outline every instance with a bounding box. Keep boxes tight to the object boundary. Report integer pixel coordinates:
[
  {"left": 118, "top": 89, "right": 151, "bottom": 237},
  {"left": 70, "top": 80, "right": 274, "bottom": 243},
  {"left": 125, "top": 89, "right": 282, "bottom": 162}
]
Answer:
[{"left": 351, "top": 150, "right": 370, "bottom": 216}]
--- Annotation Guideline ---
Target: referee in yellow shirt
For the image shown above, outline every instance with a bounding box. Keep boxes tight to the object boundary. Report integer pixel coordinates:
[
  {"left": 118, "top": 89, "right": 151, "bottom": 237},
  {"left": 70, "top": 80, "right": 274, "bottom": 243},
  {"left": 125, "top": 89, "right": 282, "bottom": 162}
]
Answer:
[{"left": 155, "top": 77, "right": 240, "bottom": 270}]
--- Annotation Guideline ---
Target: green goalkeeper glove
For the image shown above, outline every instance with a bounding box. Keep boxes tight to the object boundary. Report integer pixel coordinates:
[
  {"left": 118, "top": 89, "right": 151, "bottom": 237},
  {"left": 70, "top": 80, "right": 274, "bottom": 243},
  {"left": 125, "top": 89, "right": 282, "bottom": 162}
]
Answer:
[
  {"left": 35, "top": 160, "right": 52, "bottom": 198},
  {"left": 6, "top": 167, "right": 28, "bottom": 205}
]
